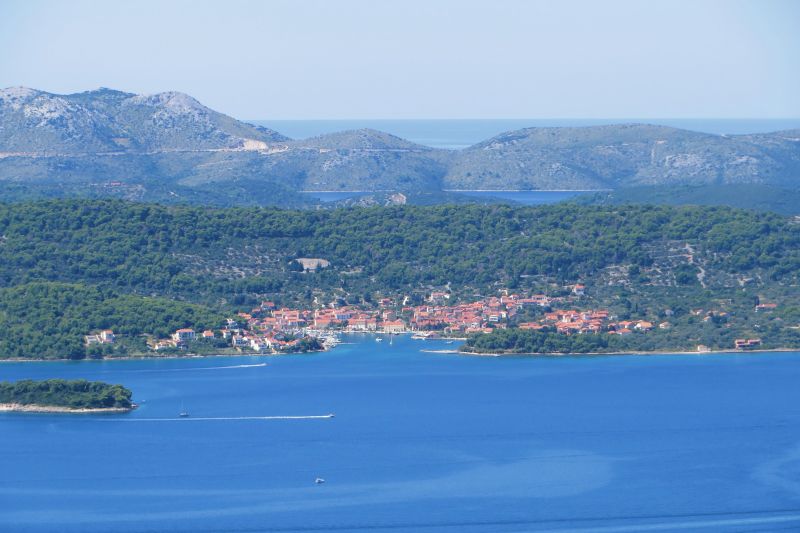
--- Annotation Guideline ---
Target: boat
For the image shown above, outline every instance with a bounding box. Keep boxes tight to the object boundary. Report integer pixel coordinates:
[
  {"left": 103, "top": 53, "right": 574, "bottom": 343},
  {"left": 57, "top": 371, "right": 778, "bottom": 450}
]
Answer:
[
  {"left": 315, "top": 477, "right": 325, "bottom": 484},
  {"left": 178, "top": 401, "right": 189, "bottom": 418},
  {"left": 321, "top": 334, "right": 341, "bottom": 349},
  {"left": 375, "top": 337, "right": 383, "bottom": 342}
]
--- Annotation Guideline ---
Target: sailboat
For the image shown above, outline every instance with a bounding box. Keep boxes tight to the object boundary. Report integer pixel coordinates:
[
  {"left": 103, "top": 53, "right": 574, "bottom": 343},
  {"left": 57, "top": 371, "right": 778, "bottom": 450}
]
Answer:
[{"left": 178, "top": 401, "right": 189, "bottom": 418}]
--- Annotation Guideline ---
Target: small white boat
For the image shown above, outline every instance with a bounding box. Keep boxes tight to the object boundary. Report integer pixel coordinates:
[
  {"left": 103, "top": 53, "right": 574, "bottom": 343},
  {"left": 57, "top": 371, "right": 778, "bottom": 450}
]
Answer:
[
  {"left": 375, "top": 337, "right": 383, "bottom": 342},
  {"left": 315, "top": 477, "right": 325, "bottom": 484},
  {"left": 179, "top": 401, "right": 189, "bottom": 418}
]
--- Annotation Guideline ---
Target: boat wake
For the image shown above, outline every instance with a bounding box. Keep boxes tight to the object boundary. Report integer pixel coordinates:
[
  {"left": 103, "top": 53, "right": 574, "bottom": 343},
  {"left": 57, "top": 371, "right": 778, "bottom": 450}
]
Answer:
[
  {"left": 100, "top": 414, "right": 335, "bottom": 422},
  {"left": 197, "top": 363, "right": 268, "bottom": 370},
  {"left": 121, "top": 362, "right": 267, "bottom": 373}
]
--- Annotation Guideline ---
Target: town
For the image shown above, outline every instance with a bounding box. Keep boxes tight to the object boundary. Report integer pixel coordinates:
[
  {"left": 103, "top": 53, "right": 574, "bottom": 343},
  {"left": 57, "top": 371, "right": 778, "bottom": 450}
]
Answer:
[{"left": 85, "top": 284, "right": 700, "bottom": 355}]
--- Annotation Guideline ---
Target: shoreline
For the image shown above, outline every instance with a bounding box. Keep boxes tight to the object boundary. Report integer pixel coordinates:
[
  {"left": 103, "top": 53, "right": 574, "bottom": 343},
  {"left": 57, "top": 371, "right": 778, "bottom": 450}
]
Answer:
[
  {"left": 0, "top": 403, "right": 136, "bottom": 414},
  {"left": 301, "top": 189, "right": 609, "bottom": 193},
  {"left": 441, "top": 189, "right": 611, "bottom": 193},
  {"left": 456, "top": 347, "right": 800, "bottom": 357},
  {"left": 0, "top": 348, "right": 328, "bottom": 363},
  {"left": 2, "top": 345, "right": 798, "bottom": 363}
]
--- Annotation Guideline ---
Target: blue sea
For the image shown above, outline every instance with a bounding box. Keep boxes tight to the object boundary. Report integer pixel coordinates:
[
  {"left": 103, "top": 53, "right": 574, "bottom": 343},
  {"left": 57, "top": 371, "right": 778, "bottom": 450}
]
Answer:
[
  {"left": 299, "top": 190, "right": 587, "bottom": 205},
  {"left": 2, "top": 335, "right": 800, "bottom": 532},
  {"left": 253, "top": 119, "right": 800, "bottom": 150}
]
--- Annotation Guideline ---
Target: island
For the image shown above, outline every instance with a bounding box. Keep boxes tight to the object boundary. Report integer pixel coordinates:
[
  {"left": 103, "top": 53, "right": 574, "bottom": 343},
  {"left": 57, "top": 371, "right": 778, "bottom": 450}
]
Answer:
[
  {"left": 0, "top": 379, "right": 135, "bottom": 413},
  {"left": 0, "top": 201, "right": 798, "bottom": 361}
]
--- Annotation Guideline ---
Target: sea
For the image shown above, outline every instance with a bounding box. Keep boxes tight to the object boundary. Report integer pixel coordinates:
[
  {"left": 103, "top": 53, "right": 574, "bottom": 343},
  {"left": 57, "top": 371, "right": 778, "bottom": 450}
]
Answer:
[
  {"left": 300, "top": 190, "right": 588, "bottom": 205},
  {"left": 2, "top": 335, "right": 800, "bottom": 532}
]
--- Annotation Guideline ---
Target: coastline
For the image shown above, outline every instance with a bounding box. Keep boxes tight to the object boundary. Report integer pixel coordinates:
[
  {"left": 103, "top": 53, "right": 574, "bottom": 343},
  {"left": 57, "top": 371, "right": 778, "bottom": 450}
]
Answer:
[
  {"left": 456, "top": 347, "right": 800, "bottom": 357},
  {"left": 441, "top": 189, "right": 611, "bottom": 193},
  {"left": 0, "top": 403, "right": 136, "bottom": 414},
  {"left": 302, "top": 189, "right": 610, "bottom": 193},
  {"left": 0, "top": 348, "right": 328, "bottom": 363},
  {"left": 2, "top": 345, "right": 799, "bottom": 363}
]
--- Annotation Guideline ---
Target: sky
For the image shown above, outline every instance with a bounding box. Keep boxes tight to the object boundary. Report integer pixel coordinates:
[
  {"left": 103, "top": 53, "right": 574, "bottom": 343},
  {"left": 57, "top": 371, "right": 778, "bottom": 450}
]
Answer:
[{"left": 0, "top": 0, "right": 797, "bottom": 120}]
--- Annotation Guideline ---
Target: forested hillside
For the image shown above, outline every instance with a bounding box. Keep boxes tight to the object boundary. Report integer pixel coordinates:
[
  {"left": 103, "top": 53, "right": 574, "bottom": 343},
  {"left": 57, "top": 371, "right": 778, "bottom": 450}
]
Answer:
[
  {"left": 0, "top": 379, "right": 133, "bottom": 409},
  {"left": 1, "top": 200, "right": 798, "bottom": 296},
  {"left": 0, "top": 199, "right": 798, "bottom": 358},
  {"left": 0, "top": 282, "right": 223, "bottom": 359}
]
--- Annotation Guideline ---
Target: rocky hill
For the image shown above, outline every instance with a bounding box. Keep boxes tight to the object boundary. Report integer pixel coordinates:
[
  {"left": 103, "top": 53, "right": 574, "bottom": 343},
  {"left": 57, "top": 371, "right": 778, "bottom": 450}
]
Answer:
[
  {"left": 444, "top": 124, "right": 800, "bottom": 190},
  {"left": 1, "top": 87, "right": 798, "bottom": 206},
  {"left": 290, "top": 128, "right": 427, "bottom": 150},
  {"left": 0, "top": 86, "right": 286, "bottom": 154}
]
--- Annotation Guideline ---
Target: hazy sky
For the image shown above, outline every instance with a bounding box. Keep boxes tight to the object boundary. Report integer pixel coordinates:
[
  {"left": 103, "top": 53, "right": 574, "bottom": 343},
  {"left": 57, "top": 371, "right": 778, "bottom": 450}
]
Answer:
[{"left": 0, "top": 0, "right": 797, "bottom": 119}]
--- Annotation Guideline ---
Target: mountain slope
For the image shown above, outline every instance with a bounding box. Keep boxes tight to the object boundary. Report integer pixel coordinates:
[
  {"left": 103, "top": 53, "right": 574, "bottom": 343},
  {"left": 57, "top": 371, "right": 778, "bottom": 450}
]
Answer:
[
  {"left": 2, "top": 87, "right": 799, "bottom": 205},
  {"left": 445, "top": 124, "right": 800, "bottom": 190},
  {"left": 291, "top": 128, "right": 429, "bottom": 150},
  {"left": 0, "top": 86, "right": 287, "bottom": 154}
]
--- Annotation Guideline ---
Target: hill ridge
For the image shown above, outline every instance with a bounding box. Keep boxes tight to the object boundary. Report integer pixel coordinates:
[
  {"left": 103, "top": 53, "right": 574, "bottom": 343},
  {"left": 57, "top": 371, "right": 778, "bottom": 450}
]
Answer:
[{"left": 1, "top": 86, "right": 799, "bottom": 204}]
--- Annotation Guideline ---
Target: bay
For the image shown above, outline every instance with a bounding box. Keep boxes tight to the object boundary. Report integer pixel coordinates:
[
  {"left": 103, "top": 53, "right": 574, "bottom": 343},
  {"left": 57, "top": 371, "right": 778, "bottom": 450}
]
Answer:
[
  {"left": 299, "top": 190, "right": 587, "bottom": 205},
  {"left": 2, "top": 335, "right": 800, "bottom": 532}
]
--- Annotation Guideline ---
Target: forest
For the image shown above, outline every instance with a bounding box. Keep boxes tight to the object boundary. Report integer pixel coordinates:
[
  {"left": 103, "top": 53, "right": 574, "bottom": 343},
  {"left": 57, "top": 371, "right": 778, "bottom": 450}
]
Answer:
[
  {"left": 0, "top": 199, "right": 798, "bottom": 358},
  {"left": 0, "top": 379, "right": 133, "bottom": 409},
  {"left": 0, "top": 200, "right": 797, "bottom": 294},
  {"left": 461, "top": 325, "right": 800, "bottom": 355},
  {"left": 0, "top": 282, "right": 224, "bottom": 359}
]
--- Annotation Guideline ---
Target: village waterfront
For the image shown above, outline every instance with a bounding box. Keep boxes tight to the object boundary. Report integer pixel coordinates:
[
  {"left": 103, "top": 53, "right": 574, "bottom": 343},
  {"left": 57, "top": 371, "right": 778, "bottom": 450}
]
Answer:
[
  {"left": 80, "top": 286, "right": 778, "bottom": 359},
  {"left": 2, "top": 334, "right": 800, "bottom": 532}
]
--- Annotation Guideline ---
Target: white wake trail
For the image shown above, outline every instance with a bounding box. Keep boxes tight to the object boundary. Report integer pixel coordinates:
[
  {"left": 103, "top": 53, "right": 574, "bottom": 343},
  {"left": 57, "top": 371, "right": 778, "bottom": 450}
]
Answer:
[
  {"left": 197, "top": 363, "right": 268, "bottom": 370},
  {"left": 122, "top": 362, "right": 267, "bottom": 373},
  {"left": 100, "top": 414, "right": 335, "bottom": 422}
]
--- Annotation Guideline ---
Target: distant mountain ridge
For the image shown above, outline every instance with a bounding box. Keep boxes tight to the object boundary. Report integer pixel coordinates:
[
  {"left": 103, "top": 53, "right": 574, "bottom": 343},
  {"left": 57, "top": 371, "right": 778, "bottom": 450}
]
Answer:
[
  {"left": 0, "top": 86, "right": 286, "bottom": 154},
  {"left": 291, "top": 128, "right": 431, "bottom": 150},
  {"left": 445, "top": 124, "right": 800, "bottom": 190},
  {"left": 1, "top": 87, "right": 798, "bottom": 206}
]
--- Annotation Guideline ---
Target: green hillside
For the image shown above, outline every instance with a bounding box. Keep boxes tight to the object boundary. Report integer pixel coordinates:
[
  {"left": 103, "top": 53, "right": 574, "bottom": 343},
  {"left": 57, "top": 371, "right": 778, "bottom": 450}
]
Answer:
[{"left": 0, "top": 199, "right": 798, "bottom": 358}]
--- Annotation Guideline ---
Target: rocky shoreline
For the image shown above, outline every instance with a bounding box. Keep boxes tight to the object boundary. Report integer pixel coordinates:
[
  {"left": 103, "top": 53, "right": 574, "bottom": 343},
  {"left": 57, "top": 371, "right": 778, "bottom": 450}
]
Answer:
[
  {"left": 0, "top": 403, "right": 136, "bottom": 414},
  {"left": 456, "top": 347, "right": 800, "bottom": 357}
]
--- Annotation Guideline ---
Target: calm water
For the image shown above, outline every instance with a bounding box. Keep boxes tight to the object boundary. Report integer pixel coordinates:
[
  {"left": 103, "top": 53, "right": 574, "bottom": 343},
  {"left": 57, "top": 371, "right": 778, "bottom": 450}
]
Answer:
[
  {"left": 253, "top": 119, "right": 800, "bottom": 150},
  {"left": 451, "top": 190, "right": 589, "bottom": 204},
  {"left": 2, "top": 336, "right": 800, "bottom": 532},
  {"left": 300, "top": 190, "right": 587, "bottom": 205},
  {"left": 299, "top": 191, "right": 370, "bottom": 203}
]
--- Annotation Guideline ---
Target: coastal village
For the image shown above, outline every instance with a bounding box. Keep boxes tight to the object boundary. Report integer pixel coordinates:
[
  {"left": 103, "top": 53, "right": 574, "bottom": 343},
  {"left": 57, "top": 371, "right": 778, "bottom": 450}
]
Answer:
[
  {"left": 85, "top": 284, "right": 776, "bottom": 354},
  {"left": 87, "top": 283, "right": 750, "bottom": 355},
  {"left": 85, "top": 284, "right": 777, "bottom": 354}
]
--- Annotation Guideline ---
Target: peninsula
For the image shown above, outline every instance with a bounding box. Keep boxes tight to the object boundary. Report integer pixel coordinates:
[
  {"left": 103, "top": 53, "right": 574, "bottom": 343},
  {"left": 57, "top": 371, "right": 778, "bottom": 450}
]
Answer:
[{"left": 0, "top": 379, "right": 135, "bottom": 413}]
